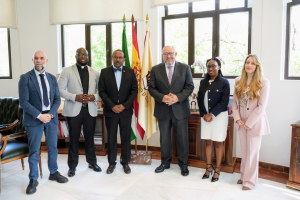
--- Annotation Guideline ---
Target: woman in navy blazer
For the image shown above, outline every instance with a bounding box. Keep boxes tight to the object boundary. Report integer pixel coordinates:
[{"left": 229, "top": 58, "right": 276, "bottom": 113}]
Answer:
[{"left": 197, "top": 57, "right": 230, "bottom": 182}]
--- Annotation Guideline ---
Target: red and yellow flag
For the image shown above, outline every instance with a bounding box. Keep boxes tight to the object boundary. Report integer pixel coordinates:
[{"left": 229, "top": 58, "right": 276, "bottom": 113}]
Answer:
[{"left": 131, "top": 19, "right": 145, "bottom": 140}]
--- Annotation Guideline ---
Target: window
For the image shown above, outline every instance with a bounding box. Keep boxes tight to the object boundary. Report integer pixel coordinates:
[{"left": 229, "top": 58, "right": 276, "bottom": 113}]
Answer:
[
  {"left": 61, "top": 22, "right": 136, "bottom": 71},
  {"left": 162, "top": 0, "right": 252, "bottom": 78},
  {"left": 0, "top": 28, "right": 12, "bottom": 79},
  {"left": 285, "top": 0, "right": 300, "bottom": 80}
]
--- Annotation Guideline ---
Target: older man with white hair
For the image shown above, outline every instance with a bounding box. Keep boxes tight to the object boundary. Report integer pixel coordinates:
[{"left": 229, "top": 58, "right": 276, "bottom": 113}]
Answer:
[{"left": 19, "top": 51, "right": 68, "bottom": 195}]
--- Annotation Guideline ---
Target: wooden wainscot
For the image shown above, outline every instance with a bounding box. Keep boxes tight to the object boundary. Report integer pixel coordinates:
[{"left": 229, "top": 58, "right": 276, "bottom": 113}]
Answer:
[
  {"left": 287, "top": 120, "right": 300, "bottom": 190},
  {"left": 171, "top": 113, "right": 236, "bottom": 173}
]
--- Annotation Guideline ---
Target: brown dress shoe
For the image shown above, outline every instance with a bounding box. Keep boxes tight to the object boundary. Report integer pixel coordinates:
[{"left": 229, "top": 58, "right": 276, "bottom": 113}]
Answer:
[
  {"left": 237, "top": 179, "right": 243, "bottom": 184},
  {"left": 122, "top": 164, "right": 131, "bottom": 174},
  {"left": 106, "top": 164, "right": 116, "bottom": 174}
]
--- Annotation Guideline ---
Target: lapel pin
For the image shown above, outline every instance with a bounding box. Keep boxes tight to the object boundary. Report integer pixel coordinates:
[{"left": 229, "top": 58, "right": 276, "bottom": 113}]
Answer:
[
  {"left": 217, "top": 89, "right": 219, "bottom": 92},
  {"left": 123, "top": 70, "right": 125, "bottom": 72}
]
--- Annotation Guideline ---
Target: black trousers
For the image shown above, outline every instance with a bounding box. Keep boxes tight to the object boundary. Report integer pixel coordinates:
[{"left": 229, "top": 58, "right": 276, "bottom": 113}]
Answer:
[
  {"left": 158, "top": 109, "right": 189, "bottom": 168},
  {"left": 105, "top": 113, "right": 132, "bottom": 165},
  {"left": 67, "top": 106, "right": 97, "bottom": 169}
]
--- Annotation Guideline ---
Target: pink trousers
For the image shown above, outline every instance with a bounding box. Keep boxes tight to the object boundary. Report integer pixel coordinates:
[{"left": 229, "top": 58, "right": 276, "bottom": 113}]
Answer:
[{"left": 239, "top": 129, "right": 262, "bottom": 189}]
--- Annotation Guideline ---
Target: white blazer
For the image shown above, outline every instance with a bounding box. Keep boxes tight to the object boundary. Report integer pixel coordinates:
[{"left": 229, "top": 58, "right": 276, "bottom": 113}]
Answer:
[{"left": 58, "top": 64, "right": 100, "bottom": 117}]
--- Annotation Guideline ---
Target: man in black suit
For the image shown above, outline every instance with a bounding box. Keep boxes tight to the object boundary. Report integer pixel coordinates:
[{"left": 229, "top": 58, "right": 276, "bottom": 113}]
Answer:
[
  {"left": 148, "top": 45, "right": 194, "bottom": 176},
  {"left": 98, "top": 49, "right": 138, "bottom": 174}
]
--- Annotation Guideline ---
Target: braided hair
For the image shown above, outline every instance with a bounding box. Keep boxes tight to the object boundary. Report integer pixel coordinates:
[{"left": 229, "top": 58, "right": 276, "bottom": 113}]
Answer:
[{"left": 198, "top": 57, "right": 224, "bottom": 107}]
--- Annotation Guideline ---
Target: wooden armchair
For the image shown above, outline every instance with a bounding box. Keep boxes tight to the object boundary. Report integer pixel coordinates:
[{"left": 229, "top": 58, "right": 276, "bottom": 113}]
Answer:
[{"left": 0, "top": 97, "right": 42, "bottom": 194}]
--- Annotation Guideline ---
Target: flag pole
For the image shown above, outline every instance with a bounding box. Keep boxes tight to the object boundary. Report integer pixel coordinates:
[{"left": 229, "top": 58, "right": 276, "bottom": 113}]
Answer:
[
  {"left": 130, "top": 14, "right": 138, "bottom": 154},
  {"left": 145, "top": 13, "right": 149, "bottom": 154}
]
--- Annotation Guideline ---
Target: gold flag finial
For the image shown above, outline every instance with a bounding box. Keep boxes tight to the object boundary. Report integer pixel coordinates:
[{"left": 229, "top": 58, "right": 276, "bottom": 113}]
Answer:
[
  {"left": 123, "top": 14, "right": 126, "bottom": 21},
  {"left": 146, "top": 13, "right": 149, "bottom": 21},
  {"left": 131, "top": 14, "right": 134, "bottom": 21}
]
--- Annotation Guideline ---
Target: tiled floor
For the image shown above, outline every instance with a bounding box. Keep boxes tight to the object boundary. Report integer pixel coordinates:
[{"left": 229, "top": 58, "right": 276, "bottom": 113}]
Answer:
[{"left": 1, "top": 153, "right": 299, "bottom": 200}]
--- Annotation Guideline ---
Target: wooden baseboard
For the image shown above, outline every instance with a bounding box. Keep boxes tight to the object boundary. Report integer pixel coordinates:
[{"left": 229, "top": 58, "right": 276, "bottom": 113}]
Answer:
[
  {"left": 236, "top": 157, "right": 289, "bottom": 173},
  {"left": 42, "top": 142, "right": 289, "bottom": 174}
]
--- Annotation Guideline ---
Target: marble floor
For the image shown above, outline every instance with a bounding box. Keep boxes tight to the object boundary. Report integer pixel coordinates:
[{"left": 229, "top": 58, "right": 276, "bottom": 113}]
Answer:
[{"left": 1, "top": 153, "right": 300, "bottom": 200}]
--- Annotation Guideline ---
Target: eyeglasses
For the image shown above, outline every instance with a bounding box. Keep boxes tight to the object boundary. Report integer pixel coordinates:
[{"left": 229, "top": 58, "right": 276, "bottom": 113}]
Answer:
[
  {"left": 163, "top": 52, "right": 175, "bottom": 57},
  {"left": 206, "top": 65, "right": 217, "bottom": 69},
  {"left": 77, "top": 53, "right": 88, "bottom": 57},
  {"left": 113, "top": 56, "right": 124, "bottom": 60}
]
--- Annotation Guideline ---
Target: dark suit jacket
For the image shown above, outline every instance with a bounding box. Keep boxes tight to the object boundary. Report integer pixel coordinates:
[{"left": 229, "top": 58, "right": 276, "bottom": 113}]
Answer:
[
  {"left": 148, "top": 61, "right": 194, "bottom": 120},
  {"left": 197, "top": 76, "right": 230, "bottom": 117},
  {"left": 18, "top": 69, "right": 61, "bottom": 126},
  {"left": 98, "top": 66, "right": 138, "bottom": 117}
]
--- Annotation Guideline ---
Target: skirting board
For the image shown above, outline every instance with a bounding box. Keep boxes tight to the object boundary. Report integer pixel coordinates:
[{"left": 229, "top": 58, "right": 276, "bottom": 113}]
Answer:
[{"left": 41, "top": 142, "right": 289, "bottom": 174}]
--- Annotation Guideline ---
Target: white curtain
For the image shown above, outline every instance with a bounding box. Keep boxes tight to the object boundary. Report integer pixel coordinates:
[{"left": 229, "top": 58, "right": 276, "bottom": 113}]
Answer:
[
  {"left": 49, "top": 0, "right": 143, "bottom": 24},
  {"left": 0, "top": 0, "right": 17, "bottom": 28}
]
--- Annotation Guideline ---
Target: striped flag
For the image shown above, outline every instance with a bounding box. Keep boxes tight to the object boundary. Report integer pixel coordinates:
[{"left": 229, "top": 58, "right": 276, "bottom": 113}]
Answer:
[
  {"left": 122, "top": 18, "right": 136, "bottom": 141},
  {"left": 138, "top": 16, "right": 157, "bottom": 139},
  {"left": 131, "top": 19, "right": 145, "bottom": 140}
]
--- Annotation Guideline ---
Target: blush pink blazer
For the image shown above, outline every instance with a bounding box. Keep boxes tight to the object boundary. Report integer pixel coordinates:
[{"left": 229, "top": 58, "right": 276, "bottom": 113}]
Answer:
[{"left": 232, "top": 77, "right": 271, "bottom": 137}]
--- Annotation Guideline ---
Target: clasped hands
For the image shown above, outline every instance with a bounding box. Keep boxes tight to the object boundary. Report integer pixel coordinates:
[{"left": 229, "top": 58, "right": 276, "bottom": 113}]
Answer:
[
  {"left": 112, "top": 104, "right": 125, "bottom": 113},
  {"left": 75, "top": 94, "right": 95, "bottom": 103},
  {"left": 162, "top": 93, "right": 179, "bottom": 106},
  {"left": 38, "top": 114, "right": 52, "bottom": 123},
  {"left": 236, "top": 119, "right": 250, "bottom": 130},
  {"left": 203, "top": 113, "right": 213, "bottom": 122}
]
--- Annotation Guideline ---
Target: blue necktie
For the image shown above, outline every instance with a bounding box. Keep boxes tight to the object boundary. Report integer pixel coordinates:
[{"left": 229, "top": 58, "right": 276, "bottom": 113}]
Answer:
[
  {"left": 114, "top": 68, "right": 122, "bottom": 72},
  {"left": 39, "top": 74, "right": 49, "bottom": 107}
]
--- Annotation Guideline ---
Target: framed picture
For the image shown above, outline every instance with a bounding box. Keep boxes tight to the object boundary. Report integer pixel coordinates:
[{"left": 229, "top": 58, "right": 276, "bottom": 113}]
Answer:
[{"left": 228, "top": 95, "right": 233, "bottom": 115}]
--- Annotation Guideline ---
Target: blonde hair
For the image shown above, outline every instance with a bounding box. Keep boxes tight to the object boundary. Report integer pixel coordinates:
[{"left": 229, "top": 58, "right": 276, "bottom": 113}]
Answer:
[{"left": 235, "top": 54, "right": 264, "bottom": 101}]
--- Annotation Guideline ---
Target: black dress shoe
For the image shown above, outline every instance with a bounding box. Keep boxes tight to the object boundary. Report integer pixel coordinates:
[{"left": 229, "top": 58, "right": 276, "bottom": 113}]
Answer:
[
  {"left": 122, "top": 164, "right": 131, "bottom": 174},
  {"left": 26, "top": 179, "right": 38, "bottom": 195},
  {"left": 68, "top": 168, "right": 76, "bottom": 177},
  {"left": 155, "top": 164, "right": 170, "bottom": 173},
  {"left": 180, "top": 167, "right": 189, "bottom": 176},
  {"left": 89, "top": 163, "right": 102, "bottom": 172},
  {"left": 106, "top": 164, "right": 116, "bottom": 174},
  {"left": 49, "top": 171, "right": 68, "bottom": 183}
]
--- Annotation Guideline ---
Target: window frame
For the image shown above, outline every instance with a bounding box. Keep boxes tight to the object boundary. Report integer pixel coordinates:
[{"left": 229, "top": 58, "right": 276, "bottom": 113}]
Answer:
[
  {"left": 61, "top": 21, "right": 137, "bottom": 69},
  {"left": 162, "top": 0, "right": 252, "bottom": 78},
  {"left": 284, "top": 0, "right": 300, "bottom": 80},
  {"left": 0, "top": 28, "right": 12, "bottom": 79}
]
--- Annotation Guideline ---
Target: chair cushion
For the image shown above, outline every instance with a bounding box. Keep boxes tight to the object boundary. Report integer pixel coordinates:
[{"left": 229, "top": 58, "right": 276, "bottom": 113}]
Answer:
[{"left": 1, "top": 139, "right": 29, "bottom": 161}]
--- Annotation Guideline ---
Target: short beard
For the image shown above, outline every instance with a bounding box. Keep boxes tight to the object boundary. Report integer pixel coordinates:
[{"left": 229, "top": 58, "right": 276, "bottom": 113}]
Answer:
[
  {"left": 35, "top": 65, "right": 45, "bottom": 72},
  {"left": 77, "top": 60, "right": 88, "bottom": 66},
  {"left": 164, "top": 60, "right": 175, "bottom": 66}
]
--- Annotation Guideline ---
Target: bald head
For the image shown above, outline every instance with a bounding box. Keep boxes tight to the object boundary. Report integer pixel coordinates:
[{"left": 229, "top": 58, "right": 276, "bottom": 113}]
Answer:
[
  {"left": 76, "top": 48, "right": 89, "bottom": 65},
  {"left": 32, "top": 51, "right": 48, "bottom": 73}
]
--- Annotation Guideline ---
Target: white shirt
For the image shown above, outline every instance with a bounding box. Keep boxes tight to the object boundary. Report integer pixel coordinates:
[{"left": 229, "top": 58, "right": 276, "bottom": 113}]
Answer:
[{"left": 34, "top": 68, "right": 51, "bottom": 118}]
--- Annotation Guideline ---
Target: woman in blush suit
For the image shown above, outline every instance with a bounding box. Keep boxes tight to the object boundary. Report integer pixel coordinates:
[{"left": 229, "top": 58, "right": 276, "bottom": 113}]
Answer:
[
  {"left": 197, "top": 57, "right": 230, "bottom": 182},
  {"left": 232, "top": 54, "right": 270, "bottom": 190}
]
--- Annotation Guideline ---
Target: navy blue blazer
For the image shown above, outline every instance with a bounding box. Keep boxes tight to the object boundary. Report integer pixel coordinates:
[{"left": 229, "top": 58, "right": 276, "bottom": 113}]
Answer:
[
  {"left": 197, "top": 76, "right": 230, "bottom": 117},
  {"left": 18, "top": 69, "right": 61, "bottom": 126}
]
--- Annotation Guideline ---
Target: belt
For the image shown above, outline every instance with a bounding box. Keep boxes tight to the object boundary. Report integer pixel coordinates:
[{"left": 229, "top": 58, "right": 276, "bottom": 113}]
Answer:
[
  {"left": 82, "top": 103, "right": 87, "bottom": 107},
  {"left": 42, "top": 110, "right": 50, "bottom": 114}
]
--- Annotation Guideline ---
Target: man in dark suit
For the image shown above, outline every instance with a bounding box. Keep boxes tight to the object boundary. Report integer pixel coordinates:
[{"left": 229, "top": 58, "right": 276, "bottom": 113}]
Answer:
[
  {"left": 98, "top": 49, "right": 138, "bottom": 174},
  {"left": 19, "top": 51, "right": 68, "bottom": 195},
  {"left": 148, "top": 46, "right": 194, "bottom": 176}
]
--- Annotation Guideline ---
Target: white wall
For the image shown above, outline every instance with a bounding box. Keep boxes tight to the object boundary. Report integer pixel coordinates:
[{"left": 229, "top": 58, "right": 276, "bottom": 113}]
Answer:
[{"left": 1, "top": 0, "right": 298, "bottom": 167}]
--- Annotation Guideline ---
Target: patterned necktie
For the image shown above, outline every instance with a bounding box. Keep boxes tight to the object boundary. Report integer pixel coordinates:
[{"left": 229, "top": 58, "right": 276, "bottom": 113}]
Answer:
[
  {"left": 39, "top": 74, "right": 49, "bottom": 107},
  {"left": 167, "top": 66, "right": 173, "bottom": 85}
]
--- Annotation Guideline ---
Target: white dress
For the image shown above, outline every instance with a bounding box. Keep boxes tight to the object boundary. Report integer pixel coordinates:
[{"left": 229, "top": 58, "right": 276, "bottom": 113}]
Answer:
[{"left": 200, "top": 80, "right": 228, "bottom": 142}]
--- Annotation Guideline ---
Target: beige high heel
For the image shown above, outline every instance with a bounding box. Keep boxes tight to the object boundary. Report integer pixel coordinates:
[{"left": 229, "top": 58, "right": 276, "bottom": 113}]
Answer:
[
  {"left": 237, "top": 179, "right": 243, "bottom": 184},
  {"left": 242, "top": 186, "right": 251, "bottom": 190}
]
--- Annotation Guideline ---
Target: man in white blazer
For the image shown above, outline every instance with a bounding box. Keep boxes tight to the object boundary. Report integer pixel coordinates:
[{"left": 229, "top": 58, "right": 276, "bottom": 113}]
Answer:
[{"left": 58, "top": 48, "right": 101, "bottom": 177}]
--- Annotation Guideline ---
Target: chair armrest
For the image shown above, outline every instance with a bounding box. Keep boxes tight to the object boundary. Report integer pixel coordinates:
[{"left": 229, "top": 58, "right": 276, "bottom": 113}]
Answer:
[
  {"left": 0, "top": 119, "right": 19, "bottom": 132},
  {"left": 6, "top": 132, "right": 27, "bottom": 140},
  {"left": 0, "top": 131, "right": 27, "bottom": 156}
]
